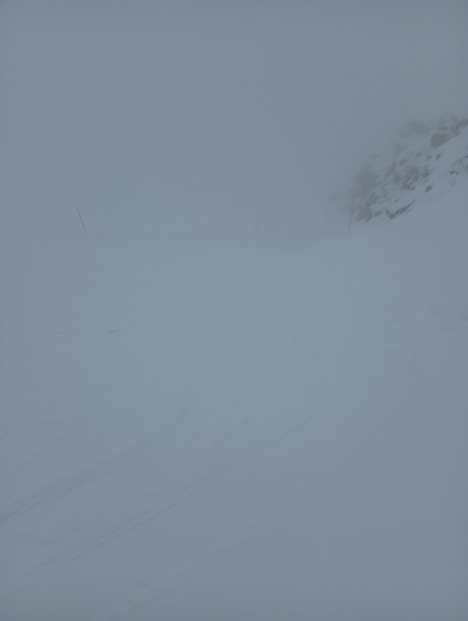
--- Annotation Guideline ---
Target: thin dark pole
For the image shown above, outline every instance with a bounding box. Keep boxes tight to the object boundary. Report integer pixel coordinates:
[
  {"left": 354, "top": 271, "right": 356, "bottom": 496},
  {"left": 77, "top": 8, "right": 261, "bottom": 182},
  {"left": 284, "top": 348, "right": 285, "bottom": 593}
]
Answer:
[
  {"left": 76, "top": 206, "right": 87, "bottom": 232},
  {"left": 347, "top": 206, "right": 353, "bottom": 234}
]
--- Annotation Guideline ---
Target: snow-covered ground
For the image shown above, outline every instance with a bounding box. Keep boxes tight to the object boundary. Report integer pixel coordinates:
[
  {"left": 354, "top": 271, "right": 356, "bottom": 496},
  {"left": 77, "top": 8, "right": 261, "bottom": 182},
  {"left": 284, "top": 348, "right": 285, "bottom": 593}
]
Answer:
[
  {"left": 339, "top": 115, "right": 468, "bottom": 224},
  {"left": 1, "top": 167, "right": 467, "bottom": 619}
]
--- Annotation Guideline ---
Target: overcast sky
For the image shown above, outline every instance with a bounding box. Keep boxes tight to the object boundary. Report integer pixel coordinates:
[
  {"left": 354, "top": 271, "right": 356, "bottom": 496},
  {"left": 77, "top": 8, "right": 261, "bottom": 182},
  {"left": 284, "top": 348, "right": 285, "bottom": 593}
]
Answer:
[{"left": 1, "top": 1, "right": 467, "bottom": 241}]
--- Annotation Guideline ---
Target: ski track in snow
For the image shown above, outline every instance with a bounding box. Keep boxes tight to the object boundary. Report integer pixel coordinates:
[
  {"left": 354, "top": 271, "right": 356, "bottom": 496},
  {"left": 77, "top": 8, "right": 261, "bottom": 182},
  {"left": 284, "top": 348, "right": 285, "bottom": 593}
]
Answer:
[
  {"left": 0, "top": 438, "right": 155, "bottom": 522},
  {"left": 0, "top": 413, "right": 312, "bottom": 601},
  {"left": 1, "top": 180, "right": 467, "bottom": 619}
]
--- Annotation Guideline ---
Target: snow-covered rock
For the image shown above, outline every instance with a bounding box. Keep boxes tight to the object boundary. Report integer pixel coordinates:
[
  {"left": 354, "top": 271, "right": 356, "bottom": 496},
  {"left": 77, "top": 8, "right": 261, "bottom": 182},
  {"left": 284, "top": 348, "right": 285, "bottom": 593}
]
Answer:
[{"left": 343, "top": 115, "right": 468, "bottom": 223}]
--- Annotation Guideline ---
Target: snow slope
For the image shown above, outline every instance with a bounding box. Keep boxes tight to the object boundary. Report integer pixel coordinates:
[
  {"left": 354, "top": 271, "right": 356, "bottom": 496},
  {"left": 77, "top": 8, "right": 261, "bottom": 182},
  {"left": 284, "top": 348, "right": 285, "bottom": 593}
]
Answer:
[
  {"left": 1, "top": 179, "right": 468, "bottom": 619},
  {"left": 341, "top": 115, "right": 468, "bottom": 225}
]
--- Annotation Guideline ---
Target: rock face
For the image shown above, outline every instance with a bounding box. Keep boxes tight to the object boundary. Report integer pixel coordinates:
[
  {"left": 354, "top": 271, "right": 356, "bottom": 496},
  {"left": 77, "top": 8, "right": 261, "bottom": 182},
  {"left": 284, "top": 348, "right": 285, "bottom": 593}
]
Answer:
[{"left": 345, "top": 115, "right": 468, "bottom": 223}]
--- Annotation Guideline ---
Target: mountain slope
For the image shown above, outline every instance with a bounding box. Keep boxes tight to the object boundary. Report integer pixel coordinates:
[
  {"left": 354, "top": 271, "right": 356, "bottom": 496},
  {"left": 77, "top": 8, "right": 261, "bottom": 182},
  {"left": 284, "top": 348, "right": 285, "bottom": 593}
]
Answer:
[
  {"left": 1, "top": 180, "right": 468, "bottom": 619},
  {"left": 342, "top": 115, "right": 468, "bottom": 224}
]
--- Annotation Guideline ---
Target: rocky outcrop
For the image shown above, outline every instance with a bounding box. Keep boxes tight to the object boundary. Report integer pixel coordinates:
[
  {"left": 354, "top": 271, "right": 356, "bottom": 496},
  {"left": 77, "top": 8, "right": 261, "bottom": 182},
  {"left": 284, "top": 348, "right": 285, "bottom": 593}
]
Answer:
[{"left": 344, "top": 115, "right": 468, "bottom": 223}]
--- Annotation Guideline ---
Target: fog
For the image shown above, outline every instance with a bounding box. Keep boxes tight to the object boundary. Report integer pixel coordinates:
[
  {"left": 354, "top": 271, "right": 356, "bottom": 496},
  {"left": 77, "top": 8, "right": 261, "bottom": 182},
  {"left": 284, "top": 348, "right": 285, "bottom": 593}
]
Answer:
[
  {"left": 1, "top": 4, "right": 468, "bottom": 620},
  {"left": 2, "top": 1, "right": 467, "bottom": 241}
]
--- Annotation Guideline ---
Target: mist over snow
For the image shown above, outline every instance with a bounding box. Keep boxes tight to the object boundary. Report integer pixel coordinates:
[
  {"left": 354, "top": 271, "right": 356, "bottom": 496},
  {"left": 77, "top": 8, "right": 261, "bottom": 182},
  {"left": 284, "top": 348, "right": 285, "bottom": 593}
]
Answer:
[
  {"left": 1, "top": 1, "right": 467, "bottom": 243},
  {"left": 1, "top": 2, "right": 468, "bottom": 621}
]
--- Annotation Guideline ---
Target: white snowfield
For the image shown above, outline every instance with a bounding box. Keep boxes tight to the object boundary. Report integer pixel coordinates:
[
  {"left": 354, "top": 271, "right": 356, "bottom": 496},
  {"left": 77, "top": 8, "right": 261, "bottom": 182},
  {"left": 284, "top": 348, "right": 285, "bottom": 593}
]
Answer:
[{"left": 1, "top": 180, "right": 467, "bottom": 620}]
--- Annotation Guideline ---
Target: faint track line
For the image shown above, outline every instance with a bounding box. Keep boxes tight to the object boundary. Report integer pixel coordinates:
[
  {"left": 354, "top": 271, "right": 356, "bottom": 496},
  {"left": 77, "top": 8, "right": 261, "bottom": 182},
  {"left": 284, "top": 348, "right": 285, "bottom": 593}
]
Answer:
[{"left": 0, "top": 414, "right": 312, "bottom": 600}]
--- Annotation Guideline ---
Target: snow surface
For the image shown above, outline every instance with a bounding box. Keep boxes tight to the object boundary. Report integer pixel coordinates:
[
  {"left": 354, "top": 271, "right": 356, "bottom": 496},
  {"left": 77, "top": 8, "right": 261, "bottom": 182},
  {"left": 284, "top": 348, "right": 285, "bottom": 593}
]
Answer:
[
  {"left": 1, "top": 179, "right": 468, "bottom": 620},
  {"left": 339, "top": 116, "right": 468, "bottom": 225}
]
